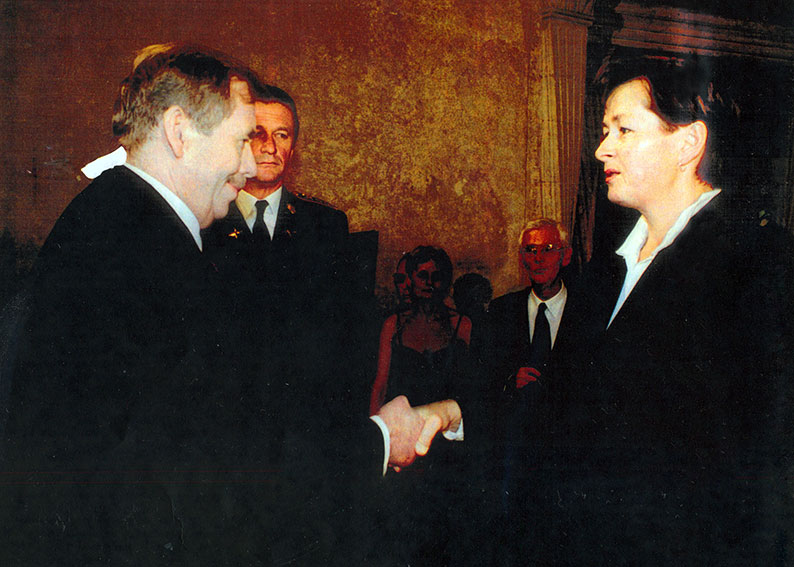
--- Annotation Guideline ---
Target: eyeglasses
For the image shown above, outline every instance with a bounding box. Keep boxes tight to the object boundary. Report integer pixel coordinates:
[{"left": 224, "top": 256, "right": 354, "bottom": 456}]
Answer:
[
  {"left": 393, "top": 273, "right": 408, "bottom": 285},
  {"left": 416, "top": 270, "right": 444, "bottom": 284},
  {"left": 522, "top": 244, "right": 565, "bottom": 256}
]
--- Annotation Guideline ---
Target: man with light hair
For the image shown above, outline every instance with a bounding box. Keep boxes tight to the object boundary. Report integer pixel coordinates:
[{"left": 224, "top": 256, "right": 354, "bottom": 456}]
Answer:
[
  {"left": 484, "top": 218, "right": 572, "bottom": 389},
  {"left": 475, "top": 217, "right": 573, "bottom": 547},
  {"left": 1, "top": 44, "right": 457, "bottom": 566}
]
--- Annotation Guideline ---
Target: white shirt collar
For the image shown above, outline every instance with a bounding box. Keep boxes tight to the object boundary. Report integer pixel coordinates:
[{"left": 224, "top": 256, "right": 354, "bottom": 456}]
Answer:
[
  {"left": 123, "top": 163, "right": 203, "bottom": 251},
  {"left": 81, "top": 146, "right": 127, "bottom": 179},
  {"left": 608, "top": 188, "right": 721, "bottom": 327},
  {"left": 529, "top": 284, "right": 567, "bottom": 319},
  {"left": 616, "top": 188, "right": 721, "bottom": 267},
  {"left": 236, "top": 187, "right": 283, "bottom": 230},
  {"left": 528, "top": 283, "right": 567, "bottom": 346}
]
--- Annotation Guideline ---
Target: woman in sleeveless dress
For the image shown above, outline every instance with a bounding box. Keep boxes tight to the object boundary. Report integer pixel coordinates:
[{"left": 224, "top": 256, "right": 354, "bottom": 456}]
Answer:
[
  {"left": 369, "top": 246, "right": 474, "bottom": 563},
  {"left": 369, "top": 246, "right": 471, "bottom": 415}
]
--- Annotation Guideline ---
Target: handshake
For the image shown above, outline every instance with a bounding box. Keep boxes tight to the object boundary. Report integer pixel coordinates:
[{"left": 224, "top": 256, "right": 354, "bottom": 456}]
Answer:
[{"left": 375, "top": 396, "right": 462, "bottom": 471}]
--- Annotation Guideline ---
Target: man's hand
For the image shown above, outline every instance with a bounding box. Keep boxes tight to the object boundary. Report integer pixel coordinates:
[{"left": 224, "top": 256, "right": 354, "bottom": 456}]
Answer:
[
  {"left": 414, "top": 399, "right": 462, "bottom": 452},
  {"left": 376, "top": 396, "right": 423, "bottom": 470},
  {"left": 376, "top": 396, "right": 463, "bottom": 471},
  {"left": 515, "top": 366, "right": 541, "bottom": 389}
]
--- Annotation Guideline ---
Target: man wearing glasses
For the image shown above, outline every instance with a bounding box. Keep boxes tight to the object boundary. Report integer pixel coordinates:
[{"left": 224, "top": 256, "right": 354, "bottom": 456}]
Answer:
[
  {"left": 474, "top": 218, "right": 572, "bottom": 548},
  {"left": 481, "top": 218, "right": 572, "bottom": 390}
]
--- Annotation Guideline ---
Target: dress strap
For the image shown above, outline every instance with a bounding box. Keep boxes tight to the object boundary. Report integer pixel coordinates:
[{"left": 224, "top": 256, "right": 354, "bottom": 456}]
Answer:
[
  {"left": 442, "top": 309, "right": 466, "bottom": 374},
  {"left": 394, "top": 311, "right": 407, "bottom": 347},
  {"left": 450, "top": 309, "right": 463, "bottom": 342}
]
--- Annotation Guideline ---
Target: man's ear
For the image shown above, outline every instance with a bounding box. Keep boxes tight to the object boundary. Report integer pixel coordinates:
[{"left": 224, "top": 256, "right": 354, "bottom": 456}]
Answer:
[
  {"left": 562, "top": 246, "right": 573, "bottom": 267},
  {"left": 162, "top": 105, "right": 190, "bottom": 159},
  {"left": 678, "top": 120, "right": 708, "bottom": 169}
]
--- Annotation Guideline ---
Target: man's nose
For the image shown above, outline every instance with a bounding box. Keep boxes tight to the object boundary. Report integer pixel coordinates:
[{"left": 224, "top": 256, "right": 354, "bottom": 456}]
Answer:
[
  {"left": 529, "top": 255, "right": 546, "bottom": 267},
  {"left": 530, "top": 251, "right": 552, "bottom": 264},
  {"left": 257, "top": 135, "right": 276, "bottom": 155},
  {"left": 240, "top": 141, "right": 257, "bottom": 178}
]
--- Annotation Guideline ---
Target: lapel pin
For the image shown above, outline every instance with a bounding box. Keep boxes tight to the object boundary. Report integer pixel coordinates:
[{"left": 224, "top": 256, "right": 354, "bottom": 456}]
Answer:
[
  {"left": 228, "top": 228, "right": 241, "bottom": 239},
  {"left": 287, "top": 204, "right": 296, "bottom": 214}
]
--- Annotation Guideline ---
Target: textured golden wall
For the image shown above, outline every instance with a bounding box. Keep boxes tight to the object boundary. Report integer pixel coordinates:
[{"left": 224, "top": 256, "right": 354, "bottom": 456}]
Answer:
[{"left": 1, "top": 0, "right": 547, "bottom": 296}]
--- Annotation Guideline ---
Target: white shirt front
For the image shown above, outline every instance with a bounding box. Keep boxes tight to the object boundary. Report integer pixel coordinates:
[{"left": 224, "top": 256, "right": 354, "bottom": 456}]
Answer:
[
  {"left": 528, "top": 284, "right": 567, "bottom": 348},
  {"left": 235, "top": 187, "right": 283, "bottom": 239},
  {"left": 608, "top": 189, "right": 721, "bottom": 327},
  {"left": 123, "top": 163, "right": 203, "bottom": 251}
]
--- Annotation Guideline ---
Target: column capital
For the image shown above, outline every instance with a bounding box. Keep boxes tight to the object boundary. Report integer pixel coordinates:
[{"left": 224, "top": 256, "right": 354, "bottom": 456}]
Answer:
[{"left": 537, "top": 0, "right": 595, "bottom": 25}]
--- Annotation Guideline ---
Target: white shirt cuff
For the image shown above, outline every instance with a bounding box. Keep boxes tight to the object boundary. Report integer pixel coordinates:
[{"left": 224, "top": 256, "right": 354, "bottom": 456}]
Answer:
[
  {"left": 369, "top": 415, "right": 390, "bottom": 476},
  {"left": 368, "top": 414, "right": 463, "bottom": 477},
  {"left": 442, "top": 418, "right": 464, "bottom": 441}
]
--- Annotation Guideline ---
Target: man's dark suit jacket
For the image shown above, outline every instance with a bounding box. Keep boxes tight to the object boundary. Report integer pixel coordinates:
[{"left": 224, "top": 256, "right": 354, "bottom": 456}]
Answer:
[
  {"left": 202, "top": 187, "right": 380, "bottom": 423},
  {"left": 203, "top": 188, "right": 349, "bottom": 309},
  {"left": 476, "top": 289, "right": 541, "bottom": 457},
  {"left": 204, "top": 191, "right": 358, "bottom": 378},
  {"left": 525, "top": 194, "right": 794, "bottom": 565},
  {"left": 481, "top": 288, "right": 533, "bottom": 390},
  {"left": 476, "top": 286, "right": 573, "bottom": 441},
  {"left": 481, "top": 287, "right": 569, "bottom": 395},
  {"left": 472, "top": 286, "right": 569, "bottom": 554},
  {"left": 0, "top": 168, "right": 384, "bottom": 566}
]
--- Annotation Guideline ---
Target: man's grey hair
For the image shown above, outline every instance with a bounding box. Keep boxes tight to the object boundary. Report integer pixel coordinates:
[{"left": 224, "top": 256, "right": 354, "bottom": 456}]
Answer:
[
  {"left": 112, "top": 44, "right": 256, "bottom": 151},
  {"left": 518, "top": 218, "right": 569, "bottom": 246}
]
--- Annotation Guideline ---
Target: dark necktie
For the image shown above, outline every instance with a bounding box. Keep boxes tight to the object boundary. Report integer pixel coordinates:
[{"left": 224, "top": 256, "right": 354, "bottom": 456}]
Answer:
[
  {"left": 252, "top": 200, "right": 270, "bottom": 249},
  {"left": 531, "top": 302, "right": 551, "bottom": 370}
]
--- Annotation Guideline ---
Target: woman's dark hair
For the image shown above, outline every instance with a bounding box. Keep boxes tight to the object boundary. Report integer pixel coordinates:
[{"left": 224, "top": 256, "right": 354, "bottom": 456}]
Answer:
[
  {"left": 392, "top": 251, "right": 412, "bottom": 295},
  {"left": 596, "top": 53, "right": 739, "bottom": 183},
  {"left": 452, "top": 273, "right": 493, "bottom": 317},
  {"left": 406, "top": 245, "right": 454, "bottom": 293},
  {"left": 596, "top": 54, "right": 717, "bottom": 130},
  {"left": 394, "top": 251, "right": 411, "bottom": 272}
]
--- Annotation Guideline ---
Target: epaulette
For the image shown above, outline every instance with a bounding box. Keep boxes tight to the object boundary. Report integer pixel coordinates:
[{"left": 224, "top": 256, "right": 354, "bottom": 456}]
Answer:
[{"left": 292, "top": 191, "right": 339, "bottom": 210}]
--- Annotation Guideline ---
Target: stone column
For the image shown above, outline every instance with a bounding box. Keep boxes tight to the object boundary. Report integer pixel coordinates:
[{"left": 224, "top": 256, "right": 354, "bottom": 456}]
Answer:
[{"left": 529, "top": 0, "right": 594, "bottom": 233}]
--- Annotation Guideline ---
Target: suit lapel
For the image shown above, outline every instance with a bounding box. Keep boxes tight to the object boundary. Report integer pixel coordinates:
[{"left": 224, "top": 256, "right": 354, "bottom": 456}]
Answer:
[
  {"left": 228, "top": 201, "right": 252, "bottom": 238},
  {"left": 515, "top": 288, "right": 532, "bottom": 360},
  {"left": 605, "top": 195, "right": 720, "bottom": 336},
  {"left": 214, "top": 201, "right": 253, "bottom": 251}
]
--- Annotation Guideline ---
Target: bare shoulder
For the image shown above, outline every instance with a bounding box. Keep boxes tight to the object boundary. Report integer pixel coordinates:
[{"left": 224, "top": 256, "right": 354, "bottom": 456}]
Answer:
[
  {"left": 383, "top": 313, "right": 399, "bottom": 333},
  {"left": 379, "top": 313, "right": 399, "bottom": 344}
]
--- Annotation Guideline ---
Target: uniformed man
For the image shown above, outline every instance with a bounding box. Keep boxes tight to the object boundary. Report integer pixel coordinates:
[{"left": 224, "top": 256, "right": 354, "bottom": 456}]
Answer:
[
  {"left": 202, "top": 80, "right": 367, "bottom": 424},
  {"left": 2, "top": 45, "right": 462, "bottom": 566},
  {"left": 203, "top": 83, "right": 349, "bottom": 303}
]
